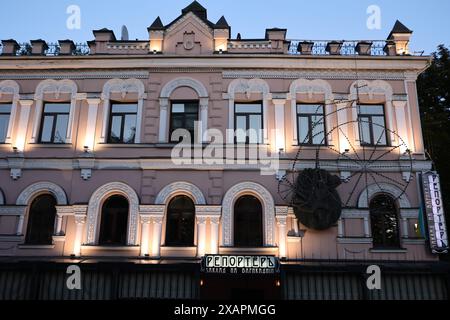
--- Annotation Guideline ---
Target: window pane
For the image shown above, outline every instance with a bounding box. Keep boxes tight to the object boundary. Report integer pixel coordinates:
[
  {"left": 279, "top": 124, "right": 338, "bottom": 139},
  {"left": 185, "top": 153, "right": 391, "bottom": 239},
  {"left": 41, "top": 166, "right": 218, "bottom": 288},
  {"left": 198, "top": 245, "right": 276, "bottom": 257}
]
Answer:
[
  {"left": 53, "top": 114, "right": 69, "bottom": 143},
  {"left": 235, "top": 104, "right": 262, "bottom": 114},
  {"left": 112, "top": 104, "right": 137, "bottom": 113},
  {"left": 359, "top": 105, "right": 384, "bottom": 115},
  {"left": 44, "top": 103, "right": 70, "bottom": 113},
  {"left": 249, "top": 114, "right": 262, "bottom": 144},
  {"left": 172, "top": 104, "right": 185, "bottom": 113},
  {"left": 184, "top": 104, "right": 199, "bottom": 114},
  {"left": 311, "top": 115, "right": 325, "bottom": 145},
  {"left": 236, "top": 116, "right": 247, "bottom": 143},
  {"left": 110, "top": 116, "right": 122, "bottom": 143},
  {"left": 359, "top": 117, "right": 372, "bottom": 145},
  {"left": 298, "top": 116, "right": 309, "bottom": 144},
  {"left": 123, "top": 114, "right": 137, "bottom": 143},
  {"left": 40, "top": 115, "right": 54, "bottom": 142},
  {"left": 372, "top": 116, "right": 387, "bottom": 145},
  {"left": 0, "top": 114, "right": 10, "bottom": 142},
  {"left": 0, "top": 104, "right": 12, "bottom": 113},
  {"left": 298, "top": 104, "right": 323, "bottom": 114}
]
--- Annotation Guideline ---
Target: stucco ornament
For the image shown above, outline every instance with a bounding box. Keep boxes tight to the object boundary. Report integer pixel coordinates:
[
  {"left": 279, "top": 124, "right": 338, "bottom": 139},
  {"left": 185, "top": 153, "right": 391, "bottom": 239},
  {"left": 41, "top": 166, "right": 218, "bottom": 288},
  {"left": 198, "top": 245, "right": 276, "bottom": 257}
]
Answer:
[{"left": 16, "top": 181, "right": 68, "bottom": 206}]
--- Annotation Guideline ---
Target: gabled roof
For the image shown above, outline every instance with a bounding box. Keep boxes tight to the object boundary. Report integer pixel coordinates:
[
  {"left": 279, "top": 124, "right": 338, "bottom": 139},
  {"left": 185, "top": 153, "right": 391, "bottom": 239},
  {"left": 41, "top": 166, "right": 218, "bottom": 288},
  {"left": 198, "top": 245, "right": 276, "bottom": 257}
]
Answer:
[
  {"left": 148, "top": 17, "right": 164, "bottom": 31},
  {"left": 182, "top": 1, "right": 207, "bottom": 20},
  {"left": 388, "top": 20, "right": 413, "bottom": 39}
]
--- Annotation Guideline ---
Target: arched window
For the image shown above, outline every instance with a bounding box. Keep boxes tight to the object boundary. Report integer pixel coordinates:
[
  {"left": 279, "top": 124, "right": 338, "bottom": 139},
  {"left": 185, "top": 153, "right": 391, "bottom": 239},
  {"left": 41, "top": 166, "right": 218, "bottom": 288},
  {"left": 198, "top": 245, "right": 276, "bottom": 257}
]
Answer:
[
  {"left": 370, "top": 194, "right": 401, "bottom": 248},
  {"left": 99, "top": 195, "right": 129, "bottom": 246},
  {"left": 25, "top": 194, "right": 57, "bottom": 245},
  {"left": 234, "top": 195, "right": 263, "bottom": 247},
  {"left": 165, "top": 196, "right": 195, "bottom": 247}
]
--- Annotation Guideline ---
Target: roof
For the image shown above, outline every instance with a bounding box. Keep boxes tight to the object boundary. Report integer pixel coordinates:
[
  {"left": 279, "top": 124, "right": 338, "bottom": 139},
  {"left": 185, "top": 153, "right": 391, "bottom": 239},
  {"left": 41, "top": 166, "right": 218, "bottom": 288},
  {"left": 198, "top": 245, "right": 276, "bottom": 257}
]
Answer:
[
  {"left": 215, "top": 16, "right": 229, "bottom": 28},
  {"left": 148, "top": 17, "right": 164, "bottom": 31},
  {"left": 182, "top": 1, "right": 207, "bottom": 20},
  {"left": 388, "top": 20, "right": 413, "bottom": 39}
]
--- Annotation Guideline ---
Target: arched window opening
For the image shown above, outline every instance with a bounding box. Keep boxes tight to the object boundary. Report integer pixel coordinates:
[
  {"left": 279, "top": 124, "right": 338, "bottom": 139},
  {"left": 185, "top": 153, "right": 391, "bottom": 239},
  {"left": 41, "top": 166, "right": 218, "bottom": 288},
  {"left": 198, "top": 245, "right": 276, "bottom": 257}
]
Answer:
[
  {"left": 25, "top": 194, "right": 57, "bottom": 245},
  {"left": 165, "top": 196, "right": 195, "bottom": 247},
  {"left": 370, "top": 194, "right": 401, "bottom": 248},
  {"left": 234, "top": 195, "right": 263, "bottom": 247},
  {"left": 99, "top": 195, "right": 129, "bottom": 246}
]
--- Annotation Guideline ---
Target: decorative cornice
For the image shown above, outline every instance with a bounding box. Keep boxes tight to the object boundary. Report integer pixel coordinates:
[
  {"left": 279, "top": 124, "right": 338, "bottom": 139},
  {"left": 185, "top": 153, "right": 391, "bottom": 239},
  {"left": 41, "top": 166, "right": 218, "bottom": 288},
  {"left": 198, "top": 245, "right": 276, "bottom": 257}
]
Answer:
[
  {"left": 223, "top": 70, "right": 407, "bottom": 80},
  {"left": 0, "top": 71, "right": 149, "bottom": 80}
]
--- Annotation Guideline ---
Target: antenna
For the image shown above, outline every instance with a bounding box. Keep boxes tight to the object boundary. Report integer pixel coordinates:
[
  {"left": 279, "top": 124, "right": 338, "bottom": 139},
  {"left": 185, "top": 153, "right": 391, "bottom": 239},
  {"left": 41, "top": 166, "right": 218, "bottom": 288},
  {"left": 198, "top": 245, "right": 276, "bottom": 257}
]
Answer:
[{"left": 121, "top": 25, "right": 129, "bottom": 41}]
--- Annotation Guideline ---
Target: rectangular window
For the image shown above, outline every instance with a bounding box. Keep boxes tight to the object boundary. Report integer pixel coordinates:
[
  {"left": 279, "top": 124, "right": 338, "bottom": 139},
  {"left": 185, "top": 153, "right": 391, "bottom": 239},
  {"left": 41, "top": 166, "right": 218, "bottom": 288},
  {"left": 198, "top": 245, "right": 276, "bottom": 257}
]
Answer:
[
  {"left": 108, "top": 103, "right": 138, "bottom": 144},
  {"left": 235, "top": 103, "right": 263, "bottom": 144},
  {"left": 0, "top": 104, "right": 12, "bottom": 143},
  {"left": 39, "top": 103, "right": 70, "bottom": 144},
  {"left": 170, "top": 101, "right": 199, "bottom": 143},
  {"left": 297, "top": 104, "right": 326, "bottom": 145},
  {"left": 357, "top": 105, "right": 388, "bottom": 146}
]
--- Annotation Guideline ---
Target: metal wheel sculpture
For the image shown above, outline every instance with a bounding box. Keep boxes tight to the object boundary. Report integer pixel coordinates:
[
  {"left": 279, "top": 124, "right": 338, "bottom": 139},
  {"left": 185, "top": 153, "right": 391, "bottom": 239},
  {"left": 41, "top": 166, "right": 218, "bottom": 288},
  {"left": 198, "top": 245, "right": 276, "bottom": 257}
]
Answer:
[{"left": 278, "top": 103, "right": 413, "bottom": 230}]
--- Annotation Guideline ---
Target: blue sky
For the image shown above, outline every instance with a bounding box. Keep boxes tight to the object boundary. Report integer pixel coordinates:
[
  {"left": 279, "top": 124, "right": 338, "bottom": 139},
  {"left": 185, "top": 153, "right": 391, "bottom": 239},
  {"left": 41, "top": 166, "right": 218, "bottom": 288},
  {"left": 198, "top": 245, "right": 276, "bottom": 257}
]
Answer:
[{"left": 1, "top": 0, "right": 449, "bottom": 54}]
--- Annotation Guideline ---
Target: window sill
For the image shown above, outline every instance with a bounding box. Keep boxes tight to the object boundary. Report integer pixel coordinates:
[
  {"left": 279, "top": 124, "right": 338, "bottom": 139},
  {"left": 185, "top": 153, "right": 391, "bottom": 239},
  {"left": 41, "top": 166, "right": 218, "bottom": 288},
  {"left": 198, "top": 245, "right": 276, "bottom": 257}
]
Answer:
[
  {"left": 161, "top": 246, "right": 197, "bottom": 251},
  {"left": 18, "top": 244, "right": 56, "bottom": 249},
  {"left": 29, "top": 143, "right": 73, "bottom": 148},
  {"left": 370, "top": 248, "right": 407, "bottom": 253},
  {"left": 81, "top": 245, "right": 140, "bottom": 251},
  {"left": 337, "top": 237, "right": 372, "bottom": 244}
]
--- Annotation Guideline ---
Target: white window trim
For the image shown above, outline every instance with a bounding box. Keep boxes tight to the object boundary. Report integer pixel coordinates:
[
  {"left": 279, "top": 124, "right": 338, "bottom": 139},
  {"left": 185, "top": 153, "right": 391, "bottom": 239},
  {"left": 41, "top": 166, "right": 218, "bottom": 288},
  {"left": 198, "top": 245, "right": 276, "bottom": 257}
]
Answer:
[
  {"left": 159, "top": 77, "right": 209, "bottom": 143},
  {"left": 100, "top": 78, "right": 146, "bottom": 144},
  {"left": 225, "top": 78, "right": 270, "bottom": 145},
  {"left": 349, "top": 80, "right": 394, "bottom": 146},
  {"left": 31, "top": 79, "right": 79, "bottom": 144},
  {"left": 86, "top": 182, "right": 140, "bottom": 246},
  {"left": 289, "top": 79, "right": 334, "bottom": 146},
  {"left": 0, "top": 80, "right": 20, "bottom": 144}
]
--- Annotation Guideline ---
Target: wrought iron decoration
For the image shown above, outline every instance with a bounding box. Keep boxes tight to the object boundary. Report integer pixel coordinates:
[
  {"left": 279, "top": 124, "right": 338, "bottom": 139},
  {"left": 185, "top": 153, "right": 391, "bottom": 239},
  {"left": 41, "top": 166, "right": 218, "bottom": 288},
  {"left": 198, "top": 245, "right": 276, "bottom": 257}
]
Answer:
[{"left": 292, "top": 168, "right": 342, "bottom": 230}]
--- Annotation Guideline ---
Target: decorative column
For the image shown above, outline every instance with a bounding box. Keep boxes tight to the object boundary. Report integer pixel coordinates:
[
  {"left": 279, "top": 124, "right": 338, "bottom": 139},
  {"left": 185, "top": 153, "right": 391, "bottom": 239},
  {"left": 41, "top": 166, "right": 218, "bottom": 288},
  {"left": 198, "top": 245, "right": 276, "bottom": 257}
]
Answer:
[
  {"left": 272, "top": 98, "right": 286, "bottom": 152},
  {"left": 55, "top": 206, "right": 73, "bottom": 236},
  {"left": 151, "top": 216, "right": 163, "bottom": 258},
  {"left": 363, "top": 216, "right": 370, "bottom": 238},
  {"left": 210, "top": 216, "right": 220, "bottom": 255},
  {"left": 158, "top": 98, "right": 169, "bottom": 143},
  {"left": 197, "top": 217, "right": 207, "bottom": 258},
  {"left": 393, "top": 100, "right": 413, "bottom": 154},
  {"left": 196, "top": 206, "right": 222, "bottom": 255},
  {"left": 15, "top": 100, "right": 33, "bottom": 152},
  {"left": 199, "top": 98, "right": 209, "bottom": 143},
  {"left": 276, "top": 207, "right": 289, "bottom": 258},
  {"left": 73, "top": 210, "right": 87, "bottom": 257},
  {"left": 139, "top": 215, "right": 152, "bottom": 256},
  {"left": 401, "top": 217, "right": 409, "bottom": 239},
  {"left": 336, "top": 102, "right": 350, "bottom": 153},
  {"left": 338, "top": 218, "right": 344, "bottom": 238},
  {"left": 16, "top": 212, "right": 25, "bottom": 236},
  {"left": 84, "top": 98, "right": 101, "bottom": 151}
]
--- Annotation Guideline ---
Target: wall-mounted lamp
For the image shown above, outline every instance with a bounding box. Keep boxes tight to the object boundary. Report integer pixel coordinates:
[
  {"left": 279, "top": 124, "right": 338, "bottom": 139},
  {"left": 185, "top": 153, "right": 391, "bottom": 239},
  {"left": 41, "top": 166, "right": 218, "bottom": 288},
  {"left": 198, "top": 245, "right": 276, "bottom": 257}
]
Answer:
[
  {"left": 83, "top": 146, "right": 90, "bottom": 154},
  {"left": 153, "top": 49, "right": 157, "bottom": 55},
  {"left": 279, "top": 148, "right": 285, "bottom": 155},
  {"left": 219, "top": 48, "right": 223, "bottom": 54},
  {"left": 12, "top": 146, "right": 19, "bottom": 153}
]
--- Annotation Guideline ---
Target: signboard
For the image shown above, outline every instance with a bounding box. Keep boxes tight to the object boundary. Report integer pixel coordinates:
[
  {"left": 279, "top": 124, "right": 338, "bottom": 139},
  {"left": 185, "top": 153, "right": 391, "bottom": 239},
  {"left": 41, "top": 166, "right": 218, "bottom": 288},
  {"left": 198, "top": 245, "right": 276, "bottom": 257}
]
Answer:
[
  {"left": 422, "top": 172, "right": 449, "bottom": 253},
  {"left": 202, "top": 255, "right": 280, "bottom": 275}
]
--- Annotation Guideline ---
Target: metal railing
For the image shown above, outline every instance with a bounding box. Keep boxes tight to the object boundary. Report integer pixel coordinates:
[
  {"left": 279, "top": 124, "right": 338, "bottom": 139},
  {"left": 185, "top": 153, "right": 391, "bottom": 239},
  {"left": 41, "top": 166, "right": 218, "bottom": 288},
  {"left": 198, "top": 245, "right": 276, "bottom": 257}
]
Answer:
[
  {"left": 0, "top": 42, "right": 90, "bottom": 56},
  {"left": 287, "top": 40, "right": 389, "bottom": 56}
]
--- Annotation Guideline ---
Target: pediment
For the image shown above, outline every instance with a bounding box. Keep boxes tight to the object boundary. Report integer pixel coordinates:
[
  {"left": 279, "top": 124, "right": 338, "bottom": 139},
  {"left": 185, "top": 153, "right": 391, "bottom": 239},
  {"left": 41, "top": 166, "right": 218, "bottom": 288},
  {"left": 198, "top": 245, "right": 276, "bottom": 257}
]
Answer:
[{"left": 164, "top": 12, "right": 214, "bottom": 54}]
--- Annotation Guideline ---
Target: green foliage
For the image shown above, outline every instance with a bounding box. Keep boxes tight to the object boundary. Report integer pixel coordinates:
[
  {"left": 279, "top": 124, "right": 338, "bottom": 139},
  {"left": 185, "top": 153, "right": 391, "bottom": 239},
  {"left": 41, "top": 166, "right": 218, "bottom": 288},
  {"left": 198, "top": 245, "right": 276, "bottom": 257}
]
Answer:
[{"left": 417, "top": 45, "right": 450, "bottom": 260}]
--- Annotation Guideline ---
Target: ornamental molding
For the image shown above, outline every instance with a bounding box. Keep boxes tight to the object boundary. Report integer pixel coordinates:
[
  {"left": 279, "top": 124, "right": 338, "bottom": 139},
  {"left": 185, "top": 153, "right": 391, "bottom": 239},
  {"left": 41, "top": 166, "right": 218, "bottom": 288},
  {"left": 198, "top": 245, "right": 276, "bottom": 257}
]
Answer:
[
  {"left": 160, "top": 77, "right": 209, "bottom": 98},
  {"left": 165, "top": 11, "right": 213, "bottom": 36},
  {"left": 0, "top": 80, "right": 20, "bottom": 100},
  {"left": 101, "top": 78, "right": 146, "bottom": 100},
  {"left": 289, "top": 78, "right": 334, "bottom": 101},
  {"left": 227, "top": 78, "right": 270, "bottom": 99},
  {"left": 16, "top": 181, "right": 68, "bottom": 206},
  {"left": 358, "top": 183, "right": 411, "bottom": 209},
  {"left": 0, "top": 206, "right": 27, "bottom": 216},
  {"left": 139, "top": 205, "right": 166, "bottom": 215},
  {"left": 223, "top": 70, "right": 406, "bottom": 81},
  {"left": 341, "top": 209, "right": 370, "bottom": 219},
  {"left": 221, "top": 182, "right": 275, "bottom": 247},
  {"left": 155, "top": 182, "right": 206, "bottom": 205},
  {"left": 196, "top": 205, "right": 222, "bottom": 217},
  {"left": 86, "top": 182, "right": 140, "bottom": 245},
  {"left": 400, "top": 208, "right": 420, "bottom": 219},
  {"left": 34, "top": 79, "right": 78, "bottom": 100},
  {"left": 349, "top": 79, "right": 393, "bottom": 101},
  {"left": 0, "top": 71, "right": 149, "bottom": 80}
]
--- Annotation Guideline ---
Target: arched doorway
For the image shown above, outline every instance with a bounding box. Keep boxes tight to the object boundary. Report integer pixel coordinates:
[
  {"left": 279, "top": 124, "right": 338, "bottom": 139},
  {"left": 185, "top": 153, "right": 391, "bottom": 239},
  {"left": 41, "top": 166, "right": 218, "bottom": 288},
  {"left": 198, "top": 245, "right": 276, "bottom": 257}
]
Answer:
[
  {"left": 25, "top": 194, "right": 57, "bottom": 245},
  {"left": 234, "top": 195, "right": 263, "bottom": 247},
  {"left": 370, "top": 194, "right": 401, "bottom": 248},
  {"left": 165, "top": 195, "right": 196, "bottom": 247},
  {"left": 98, "top": 195, "right": 129, "bottom": 246}
]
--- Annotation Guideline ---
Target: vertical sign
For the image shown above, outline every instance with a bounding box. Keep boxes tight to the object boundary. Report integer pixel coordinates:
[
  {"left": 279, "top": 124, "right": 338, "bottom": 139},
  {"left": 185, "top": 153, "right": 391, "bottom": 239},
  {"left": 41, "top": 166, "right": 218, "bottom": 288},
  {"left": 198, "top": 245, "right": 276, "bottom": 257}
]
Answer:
[{"left": 422, "top": 172, "right": 449, "bottom": 253}]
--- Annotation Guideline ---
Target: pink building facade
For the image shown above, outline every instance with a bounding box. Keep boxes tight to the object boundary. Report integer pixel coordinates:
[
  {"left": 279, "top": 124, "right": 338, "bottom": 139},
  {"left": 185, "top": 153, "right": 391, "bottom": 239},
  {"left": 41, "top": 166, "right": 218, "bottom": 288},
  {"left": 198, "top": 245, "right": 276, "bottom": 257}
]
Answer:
[{"left": 0, "top": 2, "right": 448, "bottom": 300}]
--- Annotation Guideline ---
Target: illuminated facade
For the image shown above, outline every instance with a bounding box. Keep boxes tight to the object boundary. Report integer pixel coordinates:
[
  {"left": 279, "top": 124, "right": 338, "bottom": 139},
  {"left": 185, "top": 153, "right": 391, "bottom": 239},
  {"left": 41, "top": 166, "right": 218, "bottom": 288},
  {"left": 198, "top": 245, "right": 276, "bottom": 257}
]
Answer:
[{"left": 0, "top": 2, "right": 448, "bottom": 300}]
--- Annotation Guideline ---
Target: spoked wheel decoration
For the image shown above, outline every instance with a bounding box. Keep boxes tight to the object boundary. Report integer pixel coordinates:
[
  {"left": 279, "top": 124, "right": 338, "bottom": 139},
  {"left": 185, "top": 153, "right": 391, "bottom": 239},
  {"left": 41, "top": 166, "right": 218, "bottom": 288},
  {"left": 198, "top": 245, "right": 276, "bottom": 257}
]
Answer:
[{"left": 278, "top": 103, "right": 413, "bottom": 230}]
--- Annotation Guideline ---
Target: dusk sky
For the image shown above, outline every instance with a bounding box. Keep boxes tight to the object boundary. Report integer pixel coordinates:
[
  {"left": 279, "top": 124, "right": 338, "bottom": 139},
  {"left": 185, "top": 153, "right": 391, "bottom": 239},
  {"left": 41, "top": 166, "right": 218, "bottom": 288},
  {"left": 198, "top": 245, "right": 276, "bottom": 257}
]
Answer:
[{"left": 1, "top": 0, "right": 449, "bottom": 54}]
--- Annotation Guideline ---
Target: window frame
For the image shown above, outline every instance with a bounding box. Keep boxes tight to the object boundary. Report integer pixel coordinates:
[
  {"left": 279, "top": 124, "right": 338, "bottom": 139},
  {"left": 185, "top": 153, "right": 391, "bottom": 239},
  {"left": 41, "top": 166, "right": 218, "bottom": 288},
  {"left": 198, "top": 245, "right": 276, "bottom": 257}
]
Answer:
[
  {"left": 234, "top": 101, "right": 264, "bottom": 145},
  {"left": 98, "top": 195, "right": 130, "bottom": 247},
  {"left": 38, "top": 102, "right": 71, "bottom": 144},
  {"left": 165, "top": 195, "right": 196, "bottom": 247},
  {"left": 107, "top": 101, "right": 138, "bottom": 144},
  {"left": 369, "top": 194, "right": 402, "bottom": 249},
  {"left": 296, "top": 103, "right": 328, "bottom": 146},
  {"left": 0, "top": 103, "right": 12, "bottom": 144},
  {"left": 357, "top": 104, "right": 389, "bottom": 147},
  {"left": 168, "top": 100, "right": 200, "bottom": 144}
]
